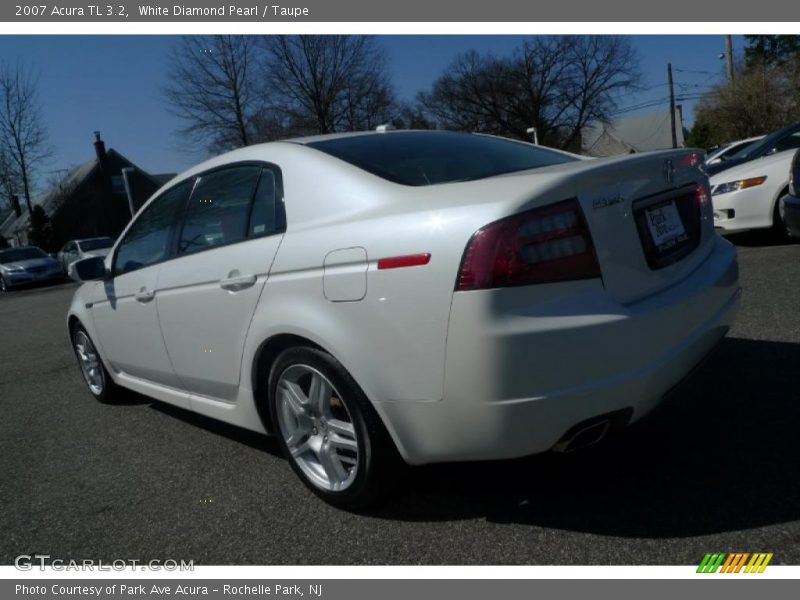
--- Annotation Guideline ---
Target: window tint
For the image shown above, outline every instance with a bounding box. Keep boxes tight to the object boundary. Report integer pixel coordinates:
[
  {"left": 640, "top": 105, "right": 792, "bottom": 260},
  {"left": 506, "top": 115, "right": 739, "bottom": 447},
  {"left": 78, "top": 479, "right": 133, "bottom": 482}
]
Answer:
[
  {"left": 247, "top": 169, "right": 284, "bottom": 237},
  {"left": 79, "top": 238, "right": 113, "bottom": 252},
  {"left": 771, "top": 132, "right": 800, "bottom": 154},
  {"left": 178, "top": 165, "right": 261, "bottom": 256},
  {"left": 306, "top": 131, "right": 578, "bottom": 186},
  {"left": 114, "top": 181, "right": 190, "bottom": 275}
]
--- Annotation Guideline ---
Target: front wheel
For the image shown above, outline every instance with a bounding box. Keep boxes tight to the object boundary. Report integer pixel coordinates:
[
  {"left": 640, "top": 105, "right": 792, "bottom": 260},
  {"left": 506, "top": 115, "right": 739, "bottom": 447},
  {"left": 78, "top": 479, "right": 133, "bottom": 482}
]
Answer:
[
  {"left": 0, "top": 275, "right": 10, "bottom": 292},
  {"left": 71, "top": 324, "right": 121, "bottom": 403},
  {"left": 267, "top": 346, "right": 401, "bottom": 509},
  {"left": 773, "top": 193, "right": 797, "bottom": 240}
]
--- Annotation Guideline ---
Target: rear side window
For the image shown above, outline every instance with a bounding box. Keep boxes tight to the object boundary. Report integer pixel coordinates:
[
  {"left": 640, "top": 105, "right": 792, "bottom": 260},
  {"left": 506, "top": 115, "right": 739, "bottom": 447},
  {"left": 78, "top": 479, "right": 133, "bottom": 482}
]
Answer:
[
  {"left": 178, "top": 165, "right": 262, "bottom": 256},
  {"left": 114, "top": 181, "right": 191, "bottom": 275},
  {"left": 247, "top": 168, "right": 285, "bottom": 237},
  {"left": 306, "top": 131, "right": 577, "bottom": 186}
]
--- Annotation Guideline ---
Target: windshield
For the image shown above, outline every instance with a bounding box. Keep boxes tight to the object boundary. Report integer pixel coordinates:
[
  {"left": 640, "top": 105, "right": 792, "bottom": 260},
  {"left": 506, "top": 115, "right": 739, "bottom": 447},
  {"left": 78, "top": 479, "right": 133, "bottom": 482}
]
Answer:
[
  {"left": 729, "top": 125, "right": 800, "bottom": 162},
  {"left": 0, "top": 247, "right": 47, "bottom": 263},
  {"left": 78, "top": 237, "right": 113, "bottom": 252},
  {"left": 306, "top": 131, "right": 578, "bottom": 186}
]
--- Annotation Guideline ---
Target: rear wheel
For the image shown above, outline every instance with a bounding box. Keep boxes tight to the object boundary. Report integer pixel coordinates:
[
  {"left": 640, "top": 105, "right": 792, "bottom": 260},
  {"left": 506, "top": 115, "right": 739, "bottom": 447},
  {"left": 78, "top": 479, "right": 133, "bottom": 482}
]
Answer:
[
  {"left": 71, "top": 324, "right": 121, "bottom": 403},
  {"left": 267, "top": 346, "right": 400, "bottom": 509}
]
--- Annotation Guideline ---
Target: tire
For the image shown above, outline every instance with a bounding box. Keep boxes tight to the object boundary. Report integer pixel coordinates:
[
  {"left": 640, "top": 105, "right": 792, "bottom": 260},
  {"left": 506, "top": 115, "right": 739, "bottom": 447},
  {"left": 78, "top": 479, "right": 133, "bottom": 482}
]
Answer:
[
  {"left": 70, "top": 323, "right": 122, "bottom": 404},
  {"left": 267, "top": 346, "right": 402, "bottom": 509},
  {"left": 0, "top": 275, "right": 9, "bottom": 292},
  {"left": 773, "top": 193, "right": 796, "bottom": 241}
]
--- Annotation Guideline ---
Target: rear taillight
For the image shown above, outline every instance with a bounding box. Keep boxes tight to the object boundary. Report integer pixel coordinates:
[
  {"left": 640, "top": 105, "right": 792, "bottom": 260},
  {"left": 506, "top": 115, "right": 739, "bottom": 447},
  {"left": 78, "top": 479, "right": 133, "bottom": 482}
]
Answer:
[
  {"left": 456, "top": 199, "right": 601, "bottom": 291},
  {"left": 694, "top": 181, "right": 711, "bottom": 209}
]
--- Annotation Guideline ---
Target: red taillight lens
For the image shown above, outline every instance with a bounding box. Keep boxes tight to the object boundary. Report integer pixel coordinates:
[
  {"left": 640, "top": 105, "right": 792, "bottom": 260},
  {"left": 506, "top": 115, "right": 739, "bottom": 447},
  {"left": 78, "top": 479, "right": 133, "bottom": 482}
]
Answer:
[
  {"left": 456, "top": 199, "right": 601, "bottom": 291},
  {"left": 694, "top": 181, "right": 711, "bottom": 209},
  {"left": 681, "top": 151, "right": 704, "bottom": 168}
]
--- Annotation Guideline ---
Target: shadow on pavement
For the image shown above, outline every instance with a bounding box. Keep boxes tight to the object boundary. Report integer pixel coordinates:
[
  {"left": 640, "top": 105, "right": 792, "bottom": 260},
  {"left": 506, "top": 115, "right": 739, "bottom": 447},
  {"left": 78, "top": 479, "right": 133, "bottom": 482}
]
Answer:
[{"left": 369, "top": 336, "right": 800, "bottom": 537}]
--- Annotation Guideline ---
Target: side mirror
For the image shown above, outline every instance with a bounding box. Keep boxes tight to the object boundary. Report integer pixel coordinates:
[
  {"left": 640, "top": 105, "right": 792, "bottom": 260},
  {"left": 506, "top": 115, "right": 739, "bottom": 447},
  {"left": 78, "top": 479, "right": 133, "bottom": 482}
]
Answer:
[{"left": 68, "top": 256, "right": 107, "bottom": 282}]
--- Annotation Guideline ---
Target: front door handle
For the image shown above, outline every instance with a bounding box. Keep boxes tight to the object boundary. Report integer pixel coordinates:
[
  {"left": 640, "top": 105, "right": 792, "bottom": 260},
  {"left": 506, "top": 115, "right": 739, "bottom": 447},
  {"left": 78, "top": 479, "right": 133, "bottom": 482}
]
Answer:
[
  {"left": 135, "top": 287, "right": 155, "bottom": 303},
  {"left": 220, "top": 272, "right": 257, "bottom": 292}
]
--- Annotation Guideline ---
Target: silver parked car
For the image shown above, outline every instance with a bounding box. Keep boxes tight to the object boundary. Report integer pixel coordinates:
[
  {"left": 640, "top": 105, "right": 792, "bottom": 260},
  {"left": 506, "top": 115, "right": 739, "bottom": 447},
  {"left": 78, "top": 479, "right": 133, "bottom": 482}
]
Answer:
[{"left": 0, "top": 246, "right": 64, "bottom": 292}]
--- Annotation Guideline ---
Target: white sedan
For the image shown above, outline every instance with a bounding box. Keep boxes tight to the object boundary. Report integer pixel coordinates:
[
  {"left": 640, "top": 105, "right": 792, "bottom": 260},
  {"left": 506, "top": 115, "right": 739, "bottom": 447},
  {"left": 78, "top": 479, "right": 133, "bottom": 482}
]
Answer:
[
  {"left": 710, "top": 126, "right": 800, "bottom": 236},
  {"left": 66, "top": 131, "right": 740, "bottom": 508}
]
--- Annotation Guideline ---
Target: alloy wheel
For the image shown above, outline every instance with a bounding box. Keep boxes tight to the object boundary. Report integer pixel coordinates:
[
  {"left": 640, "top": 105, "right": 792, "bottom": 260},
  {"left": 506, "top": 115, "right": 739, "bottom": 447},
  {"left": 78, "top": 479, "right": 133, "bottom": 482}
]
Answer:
[
  {"left": 74, "top": 330, "right": 105, "bottom": 395},
  {"left": 275, "top": 364, "right": 359, "bottom": 492}
]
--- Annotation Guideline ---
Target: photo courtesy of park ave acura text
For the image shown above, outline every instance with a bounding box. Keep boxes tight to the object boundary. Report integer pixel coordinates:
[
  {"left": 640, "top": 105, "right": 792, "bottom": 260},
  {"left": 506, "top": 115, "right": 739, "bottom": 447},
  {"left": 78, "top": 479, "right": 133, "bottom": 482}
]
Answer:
[{"left": 1, "top": 33, "right": 799, "bottom": 565}]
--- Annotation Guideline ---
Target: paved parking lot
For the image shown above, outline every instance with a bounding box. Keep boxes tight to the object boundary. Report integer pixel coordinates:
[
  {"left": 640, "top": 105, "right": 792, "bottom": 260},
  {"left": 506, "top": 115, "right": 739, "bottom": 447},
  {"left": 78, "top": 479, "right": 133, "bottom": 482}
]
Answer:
[{"left": 1, "top": 234, "right": 799, "bottom": 565}]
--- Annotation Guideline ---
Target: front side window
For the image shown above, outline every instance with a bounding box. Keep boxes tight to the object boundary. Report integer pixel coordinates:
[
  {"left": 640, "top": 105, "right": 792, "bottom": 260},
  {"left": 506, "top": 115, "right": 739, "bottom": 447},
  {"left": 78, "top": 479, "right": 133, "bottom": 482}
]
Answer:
[
  {"left": 114, "top": 180, "right": 191, "bottom": 275},
  {"left": 178, "top": 165, "right": 262, "bottom": 256},
  {"left": 771, "top": 132, "right": 800, "bottom": 155}
]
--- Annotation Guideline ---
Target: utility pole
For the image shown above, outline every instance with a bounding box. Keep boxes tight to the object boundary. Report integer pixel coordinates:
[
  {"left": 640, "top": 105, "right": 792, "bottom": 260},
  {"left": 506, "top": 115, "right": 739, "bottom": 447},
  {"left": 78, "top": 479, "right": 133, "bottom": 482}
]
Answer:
[
  {"left": 667, "top": 62, "right": 677, "bottom": 149},
  {"left": 725, "top": 35, "right": 734, "bottom": 82}
]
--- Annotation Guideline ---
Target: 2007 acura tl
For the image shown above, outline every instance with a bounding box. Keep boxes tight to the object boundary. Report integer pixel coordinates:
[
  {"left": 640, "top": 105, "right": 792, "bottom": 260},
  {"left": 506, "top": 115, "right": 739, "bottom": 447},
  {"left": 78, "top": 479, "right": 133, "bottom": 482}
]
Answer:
[{"left": 67, "top": 130, "right": 740, "bottom": 508}]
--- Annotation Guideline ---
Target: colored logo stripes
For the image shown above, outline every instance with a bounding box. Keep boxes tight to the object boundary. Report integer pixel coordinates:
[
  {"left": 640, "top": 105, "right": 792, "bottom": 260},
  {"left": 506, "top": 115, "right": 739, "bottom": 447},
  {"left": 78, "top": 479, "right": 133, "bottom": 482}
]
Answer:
[{"left": 697, "top": 553, "right": 773, "bottom": 573}]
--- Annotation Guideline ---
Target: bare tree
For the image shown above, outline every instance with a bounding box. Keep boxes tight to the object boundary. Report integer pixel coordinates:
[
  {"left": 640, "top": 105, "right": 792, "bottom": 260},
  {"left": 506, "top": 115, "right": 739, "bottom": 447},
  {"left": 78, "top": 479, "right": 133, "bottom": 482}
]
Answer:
[
  {"left": 0, "top": 61, "right": 51, "bottom": 214},
  {"left": 418, "top": 36, "right": 640, "bottom": 150},
  {"left": 260, "top": 35, "right": 397, "bottom": 138},
  {"left": 0, "top": 146, "right": 19, "bottom": 211},
  {"left": 692, "top": 54, "right": 800, "bottom": 145},
  {"left": 164, "top": 35, "right": 262, "bottom": 153}
]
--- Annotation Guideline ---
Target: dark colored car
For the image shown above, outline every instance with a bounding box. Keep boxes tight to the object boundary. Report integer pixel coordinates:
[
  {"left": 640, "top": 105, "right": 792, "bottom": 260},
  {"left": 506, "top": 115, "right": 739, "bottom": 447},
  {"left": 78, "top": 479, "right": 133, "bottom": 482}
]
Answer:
[
  {"left": 783, "top": 149, "right": 800, "bottom": 238},
  {"left": 705, "top": 122, "right": 800, "bottom": 177}
]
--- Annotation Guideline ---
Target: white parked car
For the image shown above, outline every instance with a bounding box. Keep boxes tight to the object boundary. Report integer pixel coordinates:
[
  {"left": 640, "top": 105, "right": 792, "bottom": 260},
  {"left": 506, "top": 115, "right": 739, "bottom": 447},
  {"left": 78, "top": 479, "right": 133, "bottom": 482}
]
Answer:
[
  {"left": 57, "top": 237, "right": 114, "bottom": 273},
  {"left": 66, "top": 131, "right": 740, "bottom": 507},
  {"left": 709, "top": 134, "right": 800, "bottom": 236},
  {"left": 705, "top": 136, "right": 763, "bottom": 167}
]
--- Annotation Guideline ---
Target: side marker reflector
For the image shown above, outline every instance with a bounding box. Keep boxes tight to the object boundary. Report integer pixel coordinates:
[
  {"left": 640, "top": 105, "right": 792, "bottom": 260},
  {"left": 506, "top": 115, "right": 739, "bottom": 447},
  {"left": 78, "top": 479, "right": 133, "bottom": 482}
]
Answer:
[{"left": 377, "top": 253, "right": 431, "bottom": 270}]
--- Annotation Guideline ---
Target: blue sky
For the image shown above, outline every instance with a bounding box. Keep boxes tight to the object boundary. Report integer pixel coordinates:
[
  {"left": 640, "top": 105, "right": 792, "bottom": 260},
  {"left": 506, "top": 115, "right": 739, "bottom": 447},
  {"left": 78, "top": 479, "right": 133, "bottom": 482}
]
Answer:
[{"left": 0, "top": 35, "right": 742, "bottom": 192}]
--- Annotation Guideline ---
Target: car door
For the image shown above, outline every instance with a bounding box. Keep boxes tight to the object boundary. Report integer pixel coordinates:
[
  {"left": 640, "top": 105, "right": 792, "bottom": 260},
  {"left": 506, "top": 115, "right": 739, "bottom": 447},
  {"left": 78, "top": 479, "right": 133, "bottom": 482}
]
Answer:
[
  {"left": 90, "top": 179, "right": 193, "bottom": 395},
  {"left": 155, "top": 163, "right": 286, "bottom": 401}
]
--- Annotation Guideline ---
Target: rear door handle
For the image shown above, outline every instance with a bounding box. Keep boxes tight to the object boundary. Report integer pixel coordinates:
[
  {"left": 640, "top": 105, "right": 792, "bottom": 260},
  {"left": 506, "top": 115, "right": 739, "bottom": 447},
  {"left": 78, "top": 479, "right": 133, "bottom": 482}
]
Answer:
[
  {"left": 135, "top": 287, "right": 155, "bottom": 303},
  {"left": 220, "top": 273, "right": 257, "bottom": 292}
]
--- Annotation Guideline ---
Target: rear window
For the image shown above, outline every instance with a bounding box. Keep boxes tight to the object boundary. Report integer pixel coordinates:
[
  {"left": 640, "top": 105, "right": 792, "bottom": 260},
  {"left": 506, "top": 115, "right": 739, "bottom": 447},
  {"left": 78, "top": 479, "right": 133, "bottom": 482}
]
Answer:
[{"left": 306, "top": 131, "right": 578, "bottom": 186}]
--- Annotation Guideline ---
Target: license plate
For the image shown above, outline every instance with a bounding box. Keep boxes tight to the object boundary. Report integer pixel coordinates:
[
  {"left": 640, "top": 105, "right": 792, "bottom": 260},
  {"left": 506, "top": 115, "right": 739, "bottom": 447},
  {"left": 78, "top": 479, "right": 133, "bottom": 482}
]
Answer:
[{"left": 645, "top": 201, "right": 687, "bottom": 250}]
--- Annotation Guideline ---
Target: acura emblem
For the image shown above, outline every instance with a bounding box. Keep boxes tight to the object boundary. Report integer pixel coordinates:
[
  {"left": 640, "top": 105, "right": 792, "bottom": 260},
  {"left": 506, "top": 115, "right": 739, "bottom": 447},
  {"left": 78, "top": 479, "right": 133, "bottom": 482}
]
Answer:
[{"left": 663, "top": 159, "right": 675, "bottom": 184}]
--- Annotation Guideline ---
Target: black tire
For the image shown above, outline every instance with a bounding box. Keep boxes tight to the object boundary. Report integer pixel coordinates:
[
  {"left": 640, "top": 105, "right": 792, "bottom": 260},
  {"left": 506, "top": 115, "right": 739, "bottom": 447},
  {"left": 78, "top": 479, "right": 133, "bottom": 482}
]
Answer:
[
  {"left": 267, "top": 346, "right": 402, "bottom": 510},
  {"left": 70, "top": 323, "right": 122, "bottom": 404},
  {"left": 773, "top": 193, "right": 796, "bottom": 241},
  {"left": 0, "top": 275, "right": 10, "bottom": 292}
]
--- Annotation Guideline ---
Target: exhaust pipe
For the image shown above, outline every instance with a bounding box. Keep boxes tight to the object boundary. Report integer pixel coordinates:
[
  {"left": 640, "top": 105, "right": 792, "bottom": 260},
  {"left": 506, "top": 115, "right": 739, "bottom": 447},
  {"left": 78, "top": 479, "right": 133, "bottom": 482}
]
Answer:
[
  {"left": 552, "top": 408, "right": 634, "bottom": 453},
  {"left": 552, "top": 420, "right": 611, "bottom": 453}
]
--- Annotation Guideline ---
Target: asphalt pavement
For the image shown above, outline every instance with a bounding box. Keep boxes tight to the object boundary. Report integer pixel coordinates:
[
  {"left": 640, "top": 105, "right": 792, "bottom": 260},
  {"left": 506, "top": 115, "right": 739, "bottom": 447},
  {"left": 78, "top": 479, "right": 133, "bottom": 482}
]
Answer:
[{"left": 2, "top": 233, "right": 799, "bottom": 565}]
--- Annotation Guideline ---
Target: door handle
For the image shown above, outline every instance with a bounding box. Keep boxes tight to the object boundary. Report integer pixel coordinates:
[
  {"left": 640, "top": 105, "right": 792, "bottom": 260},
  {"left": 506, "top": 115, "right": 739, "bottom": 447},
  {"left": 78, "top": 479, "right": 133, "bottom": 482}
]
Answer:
[
  {"left": 135, "top": 287, "right": 155, "bottom": 303},
  {"left": 220, "top": 273, "right": 257, "bottom": 292}
]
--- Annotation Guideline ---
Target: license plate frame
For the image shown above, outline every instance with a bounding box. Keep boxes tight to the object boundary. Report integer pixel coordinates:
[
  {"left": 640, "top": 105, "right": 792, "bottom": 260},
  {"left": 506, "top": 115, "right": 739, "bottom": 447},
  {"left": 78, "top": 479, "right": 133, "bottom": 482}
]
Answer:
[{"left": 644, "top": 200, "right": 688, "bottom": 252}]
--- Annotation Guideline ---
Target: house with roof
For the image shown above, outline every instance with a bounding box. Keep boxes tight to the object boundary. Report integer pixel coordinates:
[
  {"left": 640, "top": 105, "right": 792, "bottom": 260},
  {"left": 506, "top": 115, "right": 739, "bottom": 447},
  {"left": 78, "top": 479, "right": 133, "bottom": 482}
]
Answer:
[
  {"left": 0, "top": 133, "right": 174, "bottom": 248},
  {"left": 581, "top": 108, "right": 687, "bottom": 157}
]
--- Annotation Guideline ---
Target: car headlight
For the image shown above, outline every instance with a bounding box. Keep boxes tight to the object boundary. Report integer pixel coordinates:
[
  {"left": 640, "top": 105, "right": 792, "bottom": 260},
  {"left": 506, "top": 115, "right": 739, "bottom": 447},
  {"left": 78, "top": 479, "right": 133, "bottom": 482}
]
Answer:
[
  {"left": 712, "top": 176, "right": 767, "bottom": 196},
  {"left": 4, "top": 266, "right": 24, "bottom": 273}
]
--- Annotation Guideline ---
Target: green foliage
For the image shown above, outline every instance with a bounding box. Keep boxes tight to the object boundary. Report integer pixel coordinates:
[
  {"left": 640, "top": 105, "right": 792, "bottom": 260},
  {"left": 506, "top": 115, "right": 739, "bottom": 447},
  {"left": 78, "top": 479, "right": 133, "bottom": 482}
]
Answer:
[{"left": 686, "top": 120, "right": 715, "bottom": 150}]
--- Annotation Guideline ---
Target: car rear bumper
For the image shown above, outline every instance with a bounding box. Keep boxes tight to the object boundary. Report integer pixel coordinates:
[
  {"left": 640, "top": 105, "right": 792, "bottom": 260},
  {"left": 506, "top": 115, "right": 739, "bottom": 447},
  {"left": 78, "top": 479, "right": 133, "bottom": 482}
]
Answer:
[
  {"left": 377, "top": 235, "right": 740, "bottom": 465},
  {"left": 784, "top": 194, "right": 800, "bottom": 237}
]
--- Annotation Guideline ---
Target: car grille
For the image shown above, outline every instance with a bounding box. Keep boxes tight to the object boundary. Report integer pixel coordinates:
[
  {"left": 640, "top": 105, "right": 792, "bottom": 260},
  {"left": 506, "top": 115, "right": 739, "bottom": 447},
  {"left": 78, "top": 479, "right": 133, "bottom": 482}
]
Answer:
[{"left": 27, "top": 266, "right": 48, "bottom": 273}]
